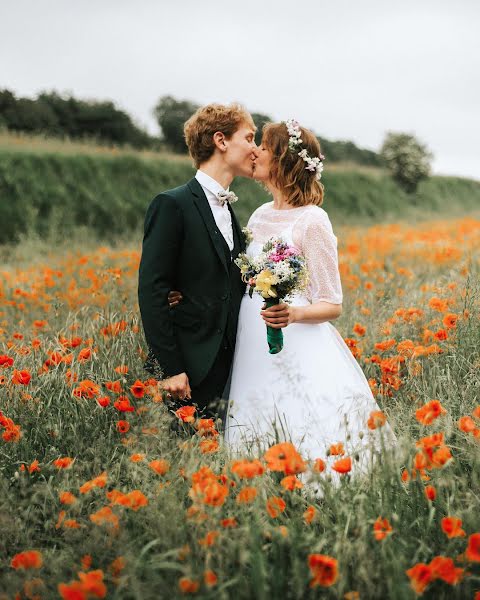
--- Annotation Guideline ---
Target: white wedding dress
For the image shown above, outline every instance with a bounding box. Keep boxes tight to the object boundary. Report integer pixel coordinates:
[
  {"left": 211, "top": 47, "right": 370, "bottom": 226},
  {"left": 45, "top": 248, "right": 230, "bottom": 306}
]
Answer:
[{"left": 224, "top": 202, "right": 396, "bottom": 466}]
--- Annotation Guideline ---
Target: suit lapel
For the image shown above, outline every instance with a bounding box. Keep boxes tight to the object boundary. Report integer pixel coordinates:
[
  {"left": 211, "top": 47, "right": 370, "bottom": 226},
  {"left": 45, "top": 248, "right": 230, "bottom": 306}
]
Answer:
[
  {"left": 188, "top": 178, "right": 229, "bottom": 273},
  {"left": 228, "top": 203, "right": 245, "bottom": 256}
]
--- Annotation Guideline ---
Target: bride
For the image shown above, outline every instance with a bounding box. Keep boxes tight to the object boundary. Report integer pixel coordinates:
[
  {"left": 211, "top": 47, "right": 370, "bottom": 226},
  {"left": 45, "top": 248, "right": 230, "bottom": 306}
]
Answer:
[{"left": 224, "top": 120, "right": 395, "bottom": 463}]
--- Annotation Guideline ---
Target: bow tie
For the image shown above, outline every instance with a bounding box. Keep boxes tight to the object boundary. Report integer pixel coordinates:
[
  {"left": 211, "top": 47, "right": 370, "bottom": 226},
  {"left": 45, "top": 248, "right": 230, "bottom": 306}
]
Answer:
[{"left": 216, "top": 190, "right": 238, "bottom": 207}]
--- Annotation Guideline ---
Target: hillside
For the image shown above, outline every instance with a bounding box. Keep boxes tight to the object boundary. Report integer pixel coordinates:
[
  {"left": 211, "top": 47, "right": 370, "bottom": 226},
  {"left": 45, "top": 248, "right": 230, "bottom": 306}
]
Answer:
[{"left": 1, "top": 132, "right": 479, "bottom": 245}]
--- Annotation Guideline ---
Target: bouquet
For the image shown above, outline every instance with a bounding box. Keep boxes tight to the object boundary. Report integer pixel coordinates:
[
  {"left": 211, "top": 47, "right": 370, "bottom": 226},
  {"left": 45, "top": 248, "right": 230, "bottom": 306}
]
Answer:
[{"left": 235, "top": 237, "right": 308, "bottom": 354}]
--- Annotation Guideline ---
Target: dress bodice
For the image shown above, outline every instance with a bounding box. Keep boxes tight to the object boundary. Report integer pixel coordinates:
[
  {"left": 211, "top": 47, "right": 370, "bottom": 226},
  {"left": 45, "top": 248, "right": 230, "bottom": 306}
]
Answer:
[{"left": 245, "top": 202, "right": 343, "bottom": 305}]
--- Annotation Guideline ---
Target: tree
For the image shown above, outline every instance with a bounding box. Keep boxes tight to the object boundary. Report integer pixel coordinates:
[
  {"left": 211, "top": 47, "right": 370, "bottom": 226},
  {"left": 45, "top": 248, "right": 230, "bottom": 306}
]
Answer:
[
  {"left": 380, "top": 132, "right": 433, "bottom": 193},
  {"left": 250, "top": 112, "right": 272, "bottom": 144},
  {"left": 153, "top": 95, "right": 199, "bottom": 153}
]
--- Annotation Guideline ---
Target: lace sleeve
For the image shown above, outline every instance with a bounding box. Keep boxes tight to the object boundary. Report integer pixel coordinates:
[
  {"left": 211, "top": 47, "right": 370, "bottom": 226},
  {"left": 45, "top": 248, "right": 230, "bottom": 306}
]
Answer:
[{"left": 294, "top": 208, "right": 343, "bottom": 305}]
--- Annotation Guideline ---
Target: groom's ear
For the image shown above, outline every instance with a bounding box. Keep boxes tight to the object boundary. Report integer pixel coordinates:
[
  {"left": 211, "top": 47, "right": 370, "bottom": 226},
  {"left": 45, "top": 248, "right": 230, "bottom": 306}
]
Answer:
[{"left": 213, "top": 131, "right": 227, "bottom": 152}]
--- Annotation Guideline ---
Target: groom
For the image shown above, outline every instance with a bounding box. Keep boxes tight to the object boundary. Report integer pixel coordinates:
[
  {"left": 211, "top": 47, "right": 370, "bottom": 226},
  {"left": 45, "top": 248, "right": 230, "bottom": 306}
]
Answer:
[{"left": 138, "top": 103, "right": 258, "bottom": 425}]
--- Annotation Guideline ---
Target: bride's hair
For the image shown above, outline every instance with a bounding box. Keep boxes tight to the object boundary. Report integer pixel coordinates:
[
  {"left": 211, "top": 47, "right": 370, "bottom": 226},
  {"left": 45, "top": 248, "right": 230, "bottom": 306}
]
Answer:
[
  {"left": 184, "top": 103, "right": 255, "bottom": 168},
  {"left": 262, "top": 123, "right": 324, "bottom": 207}
]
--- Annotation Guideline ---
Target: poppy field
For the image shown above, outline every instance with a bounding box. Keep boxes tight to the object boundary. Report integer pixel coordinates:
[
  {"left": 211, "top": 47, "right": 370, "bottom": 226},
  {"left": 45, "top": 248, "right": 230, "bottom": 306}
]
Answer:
[{"left": 0, "top": 216, "right": 479, "bottom": 599}]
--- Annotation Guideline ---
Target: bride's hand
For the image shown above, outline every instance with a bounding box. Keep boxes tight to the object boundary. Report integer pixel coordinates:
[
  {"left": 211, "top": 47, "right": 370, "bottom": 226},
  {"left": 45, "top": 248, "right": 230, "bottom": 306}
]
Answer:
[{"left": 260, "top": 303, "right": 297, "bottom": 328}]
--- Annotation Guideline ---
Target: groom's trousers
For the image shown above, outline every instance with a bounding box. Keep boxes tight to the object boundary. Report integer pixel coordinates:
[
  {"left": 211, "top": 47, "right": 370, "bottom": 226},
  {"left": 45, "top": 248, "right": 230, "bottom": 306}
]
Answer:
[{"left": 189, "top": 334, "right": 233, "bottom": 428}]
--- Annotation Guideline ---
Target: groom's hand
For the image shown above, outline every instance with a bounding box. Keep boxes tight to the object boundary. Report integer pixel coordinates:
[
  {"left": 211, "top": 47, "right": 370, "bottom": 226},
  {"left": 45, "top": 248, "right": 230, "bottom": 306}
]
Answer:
[
  {"left": 168, "top": 290, "right": 183, "bottom": 307},
  {"left": 260, "top": 303, "right": 297, "bottom": 328},
  {"left": 162, "top": 372, "right": 191, "bottom": 401}
]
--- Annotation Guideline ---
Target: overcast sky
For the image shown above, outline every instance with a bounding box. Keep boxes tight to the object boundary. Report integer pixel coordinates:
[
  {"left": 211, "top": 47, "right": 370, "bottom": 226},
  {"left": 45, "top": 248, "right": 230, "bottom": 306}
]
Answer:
[{"left": 1, "top": 0, "right": 479, "bottom": 179}]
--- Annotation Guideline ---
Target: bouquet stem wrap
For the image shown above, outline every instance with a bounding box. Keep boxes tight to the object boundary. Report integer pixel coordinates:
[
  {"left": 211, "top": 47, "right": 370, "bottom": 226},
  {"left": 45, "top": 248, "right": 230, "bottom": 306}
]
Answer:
[{"left": 265, "top": 298, "right": 283, "bottom": 354}]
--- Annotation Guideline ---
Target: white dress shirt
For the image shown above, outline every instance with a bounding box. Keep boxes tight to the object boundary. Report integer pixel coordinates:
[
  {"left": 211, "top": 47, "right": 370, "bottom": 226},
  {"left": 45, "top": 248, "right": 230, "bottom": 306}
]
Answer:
[{"left": 195, "top": 170, "right": 234, "bottom": 251}]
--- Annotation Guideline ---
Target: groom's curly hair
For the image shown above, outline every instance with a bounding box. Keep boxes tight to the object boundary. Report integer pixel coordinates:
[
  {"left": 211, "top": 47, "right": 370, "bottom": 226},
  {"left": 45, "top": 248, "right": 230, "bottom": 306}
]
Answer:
[
  {"left": 184, "top": 103, "right": 255, "bottom": 168},
  {"left": 262, "top": 123, "right": 324, "bottom": 207}
]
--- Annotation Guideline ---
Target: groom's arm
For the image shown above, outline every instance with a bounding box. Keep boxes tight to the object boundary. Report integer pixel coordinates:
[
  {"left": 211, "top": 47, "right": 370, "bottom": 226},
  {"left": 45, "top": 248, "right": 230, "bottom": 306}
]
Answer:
[{"left": 138, "top": 193, "right": 186, "bottom": 378}]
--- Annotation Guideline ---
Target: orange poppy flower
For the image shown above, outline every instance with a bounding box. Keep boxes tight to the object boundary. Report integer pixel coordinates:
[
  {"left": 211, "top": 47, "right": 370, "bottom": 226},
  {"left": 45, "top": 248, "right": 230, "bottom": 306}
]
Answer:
[
  {"left": 353, "top": 323, "right": 366, "bottom": 336},
  {"left": 178, "top": 577, "right": 200, "bottom": 593},
  {"left": 199, "top": 438, "right": 219, "bottom": 454},
  {"left": 27, "top": 459, "right": 40, "bottom": 474},
  {"left": 303, "top": 506, "right": 316, "bottom": 524},
  {"left": 0, "top": 355, "right": 14, "bottom": 367},
  {"left": 442, "top": 313, "right": 458, "bottom": 329},
  {"left": 113, "top": 396, "right": 135, "bottom": 412},
  {"left": 416, "top": 432, "right": 444, "bottom": 449},
  {"left": 110, "top": 556, "right": 126, "bottom": 577},
  {"left": 264, "top": 442, "right": 306, "bottom": 475},
  {"left": 280, "top": 475, "right": 303, "bottom": 491},
  {"left": 431, "top": 445, "right": 452, "bottom": 468},
  {"left": 236, "top": 486, "right": 257, "bottom": 504},
  {"left": 374, "top": 339, "right": 396, "bottom": 352},
  {"left": 116, "top": 420, "right": 130, "bottom": 434},
  {"left": 81, "top": 555, "right": 93, "bottom": 570},
  {"left": 429, "top": 556, "right": 463, "bottom": 584},
  {"left": 97, "top": 396, "right": 110, "bottom": 408},
  {"left": 196, "top": 418, "right": 219, "bottom": 437},
  {"left": 308, "top": 554, "right": 338, "bottom": 588},
  {"left": 53, "top": 457, "right": 74, "bottom": 469},
  {"left": 105, "top": 380, "right": 122, "bottom": 394},
  {"left": 373, "top": 517, "right": 393, "bottom": 541},
  {"left": 458, "top": 416, "right": 476, "bottom": 433},
  {"left": 220, "top": 517, "right": 238, "bottom": 528},
  {"left": 424, "top": 485, "right": 436, "bottom": 501},
  {"left": 367, "top": 411, "right": 387, "bottom": 429},
  {"left": 415, "top": 400, "right": 447, "bottom": 425},
  {"left": 12, "top": 369, "right": 31, "bottom": 385},
  {"left": 313, "top": 458, "right": 326, "bottom": 473},
  {"left": 175, "top": 405, "right": 196, "bottom": 423},
  {"left": 329, "top": 442, "right": 345, "bottom": 456},
  {"left": 230, "top": 459, "right": 265, "bottom": 479},
  {"left": 266, "top": 496, "right": 286, "bottom": 518},
  {"left": 78, "top": 348, "right": 92, "bottom": 362},
  {"left": 466, "top": 533, "right": 480, "bottom": 562},
  {"left": 149, "top": 459, "right": 170, "bottom": 475},
  {"left": 10, "top": 550, "right": 43, "bottom": 570},
  {"left": 79, "top": 472, "right": 108, "bottom": 494},
  {"left": 198, "top": 481, "right": 229, "bottom": 508},
  {"left": 441, "top": 517, "right": 466, "bottom": 538},
  {"left": 204, "top": 570, "right": 218, "bottom": 587},
  {"left": 73, "top": 379, "right": 100, "bottom": 399},
  {"left": 130, "top": 380, "right": 145, "bottom": 398},
  {"left": 198, "top": 530, "right": 219, "bottom": 547},
  {"left": 90, "top": 506, "right": 119, "bottom": 529},
  {"left": 429, "top": 297, "right": 448, "bottom": 312},
  {"left": 332, "top": 457, "right": 352, "bottom": 474},
  {"left": 77, "top": 570, "right": 107, "bottom": 597},
  {"left": 114, "top": 365, "right": 129, "bottom": 374},
  {"left": 406, "top": 563, "right": 433, "bottom": 595},
  {"left": 434, "top": 329, "right": 448, "bottom": 341},
  {"left": 130, "top": 453, "right": 145, "bottom": 463},
  {"left": 64, "top": 519, "right": 81, "bottom": 529},
  {"left": 59, "top": 491, "right": 77, "bottom": 505}
]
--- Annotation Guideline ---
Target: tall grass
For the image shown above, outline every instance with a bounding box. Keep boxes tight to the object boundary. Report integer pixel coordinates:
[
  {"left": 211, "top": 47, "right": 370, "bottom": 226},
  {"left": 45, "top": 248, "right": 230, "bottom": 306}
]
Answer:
[{"left": 0, "top": 218, "right": 479, "bottom": 598}]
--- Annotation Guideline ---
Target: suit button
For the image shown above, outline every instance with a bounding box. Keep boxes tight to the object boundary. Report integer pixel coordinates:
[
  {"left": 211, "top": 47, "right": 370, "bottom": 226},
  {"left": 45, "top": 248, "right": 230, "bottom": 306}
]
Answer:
[
  {"left": 221, "top": 293, "right": 228, "bottom": 300},
  {"left": 216, "top": 328, "right": 222, "bottom": 334}
]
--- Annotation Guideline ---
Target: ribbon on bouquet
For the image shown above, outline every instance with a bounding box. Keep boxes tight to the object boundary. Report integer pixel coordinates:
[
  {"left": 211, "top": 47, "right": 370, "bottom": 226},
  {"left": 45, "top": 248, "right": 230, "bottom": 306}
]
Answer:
[{"left": 264, "top": 298, "right": 284, "bottom": 354}]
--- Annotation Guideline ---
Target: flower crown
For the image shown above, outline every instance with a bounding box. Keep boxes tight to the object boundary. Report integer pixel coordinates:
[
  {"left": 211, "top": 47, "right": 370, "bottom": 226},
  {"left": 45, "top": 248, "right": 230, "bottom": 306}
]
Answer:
[{"left": 285, "top": 119, "right": 325, "bottom": 181}]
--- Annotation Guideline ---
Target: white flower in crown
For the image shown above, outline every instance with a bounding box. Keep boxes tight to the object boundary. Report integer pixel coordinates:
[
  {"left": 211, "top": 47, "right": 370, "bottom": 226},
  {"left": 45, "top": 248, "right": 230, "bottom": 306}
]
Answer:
[{"left": 285, "top": 118, "right": 325, "bottom": 180}]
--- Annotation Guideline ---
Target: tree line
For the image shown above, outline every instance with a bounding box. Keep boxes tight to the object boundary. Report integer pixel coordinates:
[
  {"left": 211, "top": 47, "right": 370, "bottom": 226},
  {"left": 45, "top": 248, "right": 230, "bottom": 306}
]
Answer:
[
  {"left": 1, "top": 89, "right": 382, "bottom": 165},
  {"left": 0, "top": 89, "right": 432, "bottom": 191}
]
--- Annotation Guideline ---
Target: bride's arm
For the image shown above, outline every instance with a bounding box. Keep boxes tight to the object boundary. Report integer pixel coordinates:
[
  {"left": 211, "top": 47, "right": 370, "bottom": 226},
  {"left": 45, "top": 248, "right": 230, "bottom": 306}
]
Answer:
[
  {"left": 261, "top": 209, "right": 343, "bottom": 328},
  {"left": 261, "top": 299, "right": 342, "bottom": 327}
]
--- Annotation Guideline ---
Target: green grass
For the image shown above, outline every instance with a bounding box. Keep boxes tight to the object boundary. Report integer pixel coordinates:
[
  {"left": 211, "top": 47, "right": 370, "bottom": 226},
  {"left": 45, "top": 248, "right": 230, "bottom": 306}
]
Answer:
[
  {"left": 0, "top": 218, "right": 479, "bottom": 598},
  {"left": 1, "top": 131, "right": 479, "bottom": 246}
]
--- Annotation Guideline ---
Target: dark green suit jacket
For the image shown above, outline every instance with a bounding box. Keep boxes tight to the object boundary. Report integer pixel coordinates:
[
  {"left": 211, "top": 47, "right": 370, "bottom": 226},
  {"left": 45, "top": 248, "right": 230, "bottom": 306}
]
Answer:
[{"left": 138, "top": 177, "right": 246, "bottom": 387}]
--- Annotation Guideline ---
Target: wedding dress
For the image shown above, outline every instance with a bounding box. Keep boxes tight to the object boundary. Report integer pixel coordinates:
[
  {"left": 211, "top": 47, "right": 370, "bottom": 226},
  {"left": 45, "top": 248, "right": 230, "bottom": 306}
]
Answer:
[{"left": 224, "top": 202, "right": 396, "bottom": 466}]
